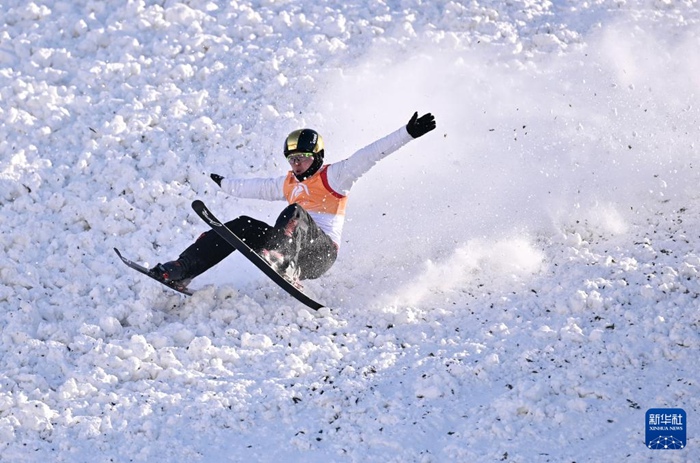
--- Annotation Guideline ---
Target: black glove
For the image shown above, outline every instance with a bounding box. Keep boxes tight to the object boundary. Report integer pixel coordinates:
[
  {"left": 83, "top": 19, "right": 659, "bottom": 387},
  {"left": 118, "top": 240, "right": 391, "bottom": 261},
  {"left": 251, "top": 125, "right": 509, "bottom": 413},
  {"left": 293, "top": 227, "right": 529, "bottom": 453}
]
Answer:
[
  {"left": 210, "top": 173, "right": 224, "bottom": 187},
  {"left": 406, "top": 111, "right": 436, "bottom": 138}
]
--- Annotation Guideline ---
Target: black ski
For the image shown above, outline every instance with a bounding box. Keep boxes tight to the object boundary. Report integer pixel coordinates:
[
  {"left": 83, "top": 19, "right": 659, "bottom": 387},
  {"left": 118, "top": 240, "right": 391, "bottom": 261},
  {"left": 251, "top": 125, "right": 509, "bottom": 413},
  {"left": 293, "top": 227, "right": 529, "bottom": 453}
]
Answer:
[
  {"left": 191, "top": 199, "right": 325, "bottom": 310},
  {"left": 114, "top": 248, "right": 193, "bottom": 296}
]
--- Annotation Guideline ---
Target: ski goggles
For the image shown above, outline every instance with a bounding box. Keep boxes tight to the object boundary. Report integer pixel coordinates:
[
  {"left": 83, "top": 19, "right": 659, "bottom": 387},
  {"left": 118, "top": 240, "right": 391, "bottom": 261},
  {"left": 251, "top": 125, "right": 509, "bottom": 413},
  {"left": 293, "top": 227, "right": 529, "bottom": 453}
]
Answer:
[{"left": 286, "top": 152, "right": 314, "bottom": 164}]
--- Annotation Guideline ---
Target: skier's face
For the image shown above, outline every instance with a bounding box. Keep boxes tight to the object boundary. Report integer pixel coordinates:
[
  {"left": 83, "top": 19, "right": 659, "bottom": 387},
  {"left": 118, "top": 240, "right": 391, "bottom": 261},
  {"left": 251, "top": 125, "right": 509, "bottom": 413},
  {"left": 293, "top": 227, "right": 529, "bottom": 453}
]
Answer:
[{"left": 288, "top": 154, "right": 314, "bottom": 176}]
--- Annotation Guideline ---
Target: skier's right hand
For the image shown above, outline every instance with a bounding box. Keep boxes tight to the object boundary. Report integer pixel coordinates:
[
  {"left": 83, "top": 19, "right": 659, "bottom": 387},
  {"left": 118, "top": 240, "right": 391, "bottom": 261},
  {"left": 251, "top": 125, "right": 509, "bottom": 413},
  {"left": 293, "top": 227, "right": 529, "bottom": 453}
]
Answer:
[{"left": 210, "top": 173, "right": 224, "bottom": 186}]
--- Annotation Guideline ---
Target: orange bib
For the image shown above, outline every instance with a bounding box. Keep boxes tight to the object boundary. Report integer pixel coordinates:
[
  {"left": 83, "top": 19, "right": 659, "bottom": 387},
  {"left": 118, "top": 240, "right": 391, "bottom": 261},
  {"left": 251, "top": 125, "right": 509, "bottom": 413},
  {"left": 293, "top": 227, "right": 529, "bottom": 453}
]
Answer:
[
  {"left": 282, "top": 166, "right": 347, "bottom": 245},
  {"left": 282, "top": 165, "right": 347, "bottom": 215}
]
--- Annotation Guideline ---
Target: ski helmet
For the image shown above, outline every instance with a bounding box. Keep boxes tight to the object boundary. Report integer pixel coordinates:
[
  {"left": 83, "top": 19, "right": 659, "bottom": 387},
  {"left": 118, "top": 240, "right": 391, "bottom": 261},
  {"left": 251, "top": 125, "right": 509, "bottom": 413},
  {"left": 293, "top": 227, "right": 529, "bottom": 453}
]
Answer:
[{"left": 284, "top": 128, "right": 325, "bottom": 180}]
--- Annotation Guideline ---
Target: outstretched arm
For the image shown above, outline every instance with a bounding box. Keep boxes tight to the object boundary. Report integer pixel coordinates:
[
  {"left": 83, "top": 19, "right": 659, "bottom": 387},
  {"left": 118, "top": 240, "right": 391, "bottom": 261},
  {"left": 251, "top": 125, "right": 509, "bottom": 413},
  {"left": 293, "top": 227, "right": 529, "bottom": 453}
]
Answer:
[
  {"left": 326, "top": 112, "right": 437, "bottom": 195},
  {"left": 210, "top": 173, "right": 286, "bottom": 201}
]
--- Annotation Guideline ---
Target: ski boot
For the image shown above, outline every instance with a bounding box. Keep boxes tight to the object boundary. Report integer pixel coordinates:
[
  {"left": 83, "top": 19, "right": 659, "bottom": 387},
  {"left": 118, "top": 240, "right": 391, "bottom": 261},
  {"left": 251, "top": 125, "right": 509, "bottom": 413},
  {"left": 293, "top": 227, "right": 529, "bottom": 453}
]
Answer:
[{"left": 150, "top": 259, "right": 193, "bottom": 290}]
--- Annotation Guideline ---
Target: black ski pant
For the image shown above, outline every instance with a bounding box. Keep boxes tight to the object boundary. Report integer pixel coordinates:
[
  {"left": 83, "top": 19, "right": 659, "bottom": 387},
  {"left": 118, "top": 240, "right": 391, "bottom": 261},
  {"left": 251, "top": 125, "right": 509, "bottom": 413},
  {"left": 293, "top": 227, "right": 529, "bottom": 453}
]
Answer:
[{"left": 179, "top": 203, "right": 337, "bottom": 281}]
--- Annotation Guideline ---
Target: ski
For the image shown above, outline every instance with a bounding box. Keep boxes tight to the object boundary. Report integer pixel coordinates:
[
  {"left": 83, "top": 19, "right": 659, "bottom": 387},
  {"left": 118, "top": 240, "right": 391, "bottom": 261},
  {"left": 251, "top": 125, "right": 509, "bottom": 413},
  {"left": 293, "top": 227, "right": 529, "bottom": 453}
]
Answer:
[
  {"left": 114, "top": 248, "right": 193, "bottom": 296},
  {"left": 191, "top": 199, "right": 325, "bottom": 310}
]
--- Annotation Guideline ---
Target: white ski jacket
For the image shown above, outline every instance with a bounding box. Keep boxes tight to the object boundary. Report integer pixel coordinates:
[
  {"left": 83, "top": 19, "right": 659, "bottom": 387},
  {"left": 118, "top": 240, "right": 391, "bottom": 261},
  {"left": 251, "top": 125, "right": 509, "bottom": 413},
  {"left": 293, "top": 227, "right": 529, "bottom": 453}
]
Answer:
[{"left": 219, "top": 126, "right": 414, "bottom": 245}]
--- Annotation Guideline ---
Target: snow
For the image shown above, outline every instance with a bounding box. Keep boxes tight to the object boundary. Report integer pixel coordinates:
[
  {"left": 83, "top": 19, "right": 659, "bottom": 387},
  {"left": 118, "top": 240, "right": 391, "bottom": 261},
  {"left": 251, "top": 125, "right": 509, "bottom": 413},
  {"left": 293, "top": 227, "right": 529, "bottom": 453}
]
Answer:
[{"left": 1, "top": 0, "right": 699, "bottom": 461}]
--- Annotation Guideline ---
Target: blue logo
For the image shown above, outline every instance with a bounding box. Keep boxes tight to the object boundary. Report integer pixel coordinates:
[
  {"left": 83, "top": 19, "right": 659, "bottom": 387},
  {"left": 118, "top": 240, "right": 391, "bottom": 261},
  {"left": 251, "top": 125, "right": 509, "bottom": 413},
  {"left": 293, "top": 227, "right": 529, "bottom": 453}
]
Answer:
[{"left": 646, "top": 408, "right": 686, "bottom": 450}]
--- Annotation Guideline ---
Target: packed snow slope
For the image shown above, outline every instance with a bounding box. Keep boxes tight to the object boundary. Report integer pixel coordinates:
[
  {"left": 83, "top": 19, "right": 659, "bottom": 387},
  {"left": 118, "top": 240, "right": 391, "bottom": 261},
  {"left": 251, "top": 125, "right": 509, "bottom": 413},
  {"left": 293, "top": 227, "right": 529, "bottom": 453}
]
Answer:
[{"left": 1, "top": 0, "right": 699, "bottom": 461}]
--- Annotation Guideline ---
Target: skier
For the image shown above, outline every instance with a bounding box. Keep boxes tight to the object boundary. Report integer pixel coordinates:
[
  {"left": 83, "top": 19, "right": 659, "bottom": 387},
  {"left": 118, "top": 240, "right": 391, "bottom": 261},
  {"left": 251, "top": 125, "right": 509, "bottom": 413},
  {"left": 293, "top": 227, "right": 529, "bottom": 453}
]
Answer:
[{"left": 150, "top": 111, "right": 436, "bottom": 287}]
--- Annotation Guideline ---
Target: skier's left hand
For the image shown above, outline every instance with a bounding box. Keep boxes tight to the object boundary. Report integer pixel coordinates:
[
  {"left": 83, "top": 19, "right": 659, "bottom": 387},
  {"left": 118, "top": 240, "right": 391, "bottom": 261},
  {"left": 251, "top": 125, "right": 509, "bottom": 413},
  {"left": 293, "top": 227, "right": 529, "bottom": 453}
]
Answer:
[{"left": 406, "top": 112, "right": 436, "bottom": 138}]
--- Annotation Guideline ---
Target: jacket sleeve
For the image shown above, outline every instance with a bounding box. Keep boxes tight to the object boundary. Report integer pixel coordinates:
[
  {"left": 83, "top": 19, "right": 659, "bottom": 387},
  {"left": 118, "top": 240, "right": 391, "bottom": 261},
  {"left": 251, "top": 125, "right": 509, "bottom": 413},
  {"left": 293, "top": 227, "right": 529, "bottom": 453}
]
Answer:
[
  {"left": 219, "top": 175, "right": 287, "bottom": 201},
  {"left": 324, "top": 126, "right": 414, "bottom": 195}
]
